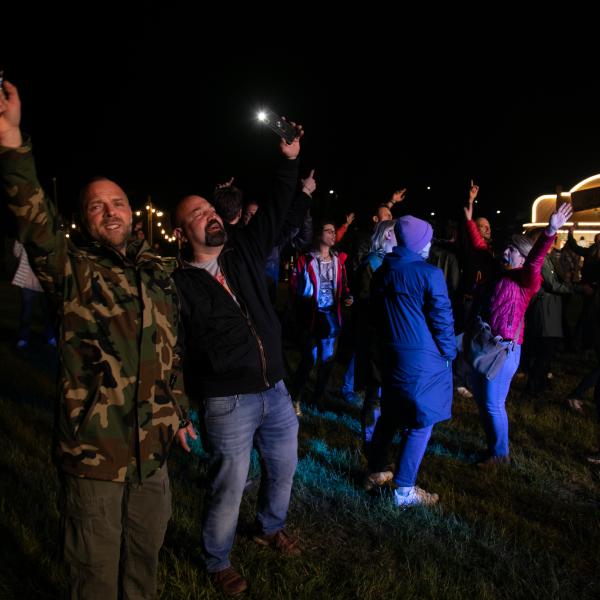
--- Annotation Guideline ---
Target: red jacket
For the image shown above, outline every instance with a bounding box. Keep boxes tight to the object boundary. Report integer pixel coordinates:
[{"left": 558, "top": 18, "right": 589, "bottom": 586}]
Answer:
[
  {"left": 465, "top": 219, "right": 554, "bottom": 344},
  {"left": 294, "top": 250, "right": 351, "bottom": 333}
]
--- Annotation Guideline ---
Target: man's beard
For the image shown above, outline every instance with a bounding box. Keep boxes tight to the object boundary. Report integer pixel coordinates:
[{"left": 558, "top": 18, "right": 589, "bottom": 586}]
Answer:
[
  {"left": 95, "top": 218, "right": 131, "bottom": 252},
  {"left": 205, "top": 220, "right": 227, "bottom": 247}
]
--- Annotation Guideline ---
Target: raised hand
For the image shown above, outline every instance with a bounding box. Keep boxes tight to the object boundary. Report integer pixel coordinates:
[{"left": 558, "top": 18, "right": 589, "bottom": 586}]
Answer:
[
  {"left": 464, "top": 179, "right": 478, "bottom": 221},
  {"left": 345, "top": 212, "right": 355, "bottom": 226},
  {"left": 216, "top": 177, "right": 235, "bottom": 190},
  {"left": 279, "top": 120, "right": 304, "bottom": 160},
  {"left": 390, "top": 189, "right": 407, "bottom": 204},
  {"left": 548, "top": 202, "right": 573, "bottom": 235},
  {"left": 301, "top": 168, "right": 316, "bottom": 195},
  {"left": 469, "top": 179, "right": 479, "bottom": 204}
]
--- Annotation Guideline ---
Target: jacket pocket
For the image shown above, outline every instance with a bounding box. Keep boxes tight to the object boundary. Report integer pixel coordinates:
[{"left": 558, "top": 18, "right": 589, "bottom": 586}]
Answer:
[{"left": 74, "top": 386, "right": 102, "bottom": 441}]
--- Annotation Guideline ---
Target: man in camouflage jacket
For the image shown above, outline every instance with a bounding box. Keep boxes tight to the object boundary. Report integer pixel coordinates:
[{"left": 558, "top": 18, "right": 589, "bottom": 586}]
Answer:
[{"left": 0, "top": 80, "right": 191, "bottom": 599}]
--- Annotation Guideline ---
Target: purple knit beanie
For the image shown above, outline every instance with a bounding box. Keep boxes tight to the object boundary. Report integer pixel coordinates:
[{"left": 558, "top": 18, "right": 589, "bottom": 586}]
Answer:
[{"left": 394, "top": 216, "right": 433, "bottom": 253}]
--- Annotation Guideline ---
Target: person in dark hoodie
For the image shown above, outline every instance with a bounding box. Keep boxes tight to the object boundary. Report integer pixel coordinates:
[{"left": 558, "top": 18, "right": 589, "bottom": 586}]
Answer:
[
  {"left": 172, "top": 125, "right": 303, "bottom": 596},
  {"left": 353, "top": 219, "right": 396, "bottom": 462},
  {"left": 368, "top": 216, "right": 456, "bottom": 507}
]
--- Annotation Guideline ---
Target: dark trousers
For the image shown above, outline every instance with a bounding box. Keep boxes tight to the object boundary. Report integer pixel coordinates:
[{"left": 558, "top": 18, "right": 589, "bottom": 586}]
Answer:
[
  {"left": 59, "top": 467, "right": 171, "bottom": 600},
  {"left": 526, "top": 336, "right": 560, "bottom": 395},
  {"left": 17, "top": 287, "right": 54, "bottom": 342}
]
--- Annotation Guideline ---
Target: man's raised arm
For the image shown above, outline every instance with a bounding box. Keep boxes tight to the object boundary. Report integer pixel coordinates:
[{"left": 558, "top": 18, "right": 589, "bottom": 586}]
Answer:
[{"left": 0, "top": 81, "right": 66, "bottom": 297}]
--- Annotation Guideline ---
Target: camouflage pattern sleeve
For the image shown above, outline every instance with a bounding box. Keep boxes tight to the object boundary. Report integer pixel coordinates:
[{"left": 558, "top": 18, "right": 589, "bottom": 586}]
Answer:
[{"left": 0, "top": 138, "right": 68, "bottom": 299}]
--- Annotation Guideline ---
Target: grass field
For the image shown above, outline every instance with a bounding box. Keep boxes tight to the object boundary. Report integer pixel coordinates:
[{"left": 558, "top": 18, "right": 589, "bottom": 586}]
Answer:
[{"left": 0, "top": 280, "right": 599, "bottom": 599}]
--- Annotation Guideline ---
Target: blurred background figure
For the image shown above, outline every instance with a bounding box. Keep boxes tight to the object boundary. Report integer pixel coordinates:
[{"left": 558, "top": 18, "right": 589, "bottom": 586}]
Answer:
[{"left": 11, "top": 240, "right": 56, "bottom": 349}]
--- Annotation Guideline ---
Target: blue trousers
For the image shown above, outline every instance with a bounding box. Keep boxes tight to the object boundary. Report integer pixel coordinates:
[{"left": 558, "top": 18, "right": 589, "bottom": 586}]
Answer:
[
  {"left": 291, "top": 334, "right": 338, "bottom": 401},
  {"left": 368, "top": 395, "right": 433, "bottom": 487},
  {"left": 341, "top": 353, "right": 355, "bottom": 395},
  {"left": 393, "top": 425, "right": 434, "bottom": 487},
  {"left": 472, "top": 343, "right": 521, "bottom": 457},
  {"left": 201, "top": 380, "right": 298, "bottom": 572}
]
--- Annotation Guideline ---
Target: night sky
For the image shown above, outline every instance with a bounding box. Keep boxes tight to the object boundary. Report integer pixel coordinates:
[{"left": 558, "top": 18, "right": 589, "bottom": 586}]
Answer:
[{"left": 2, "top": 14, "right": 600, "bottom": 240}]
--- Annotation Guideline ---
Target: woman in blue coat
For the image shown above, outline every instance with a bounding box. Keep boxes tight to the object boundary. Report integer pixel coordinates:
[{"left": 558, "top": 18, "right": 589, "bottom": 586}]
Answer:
[{"left": 369, "top": 216, "right": 456, "bottom": 507}]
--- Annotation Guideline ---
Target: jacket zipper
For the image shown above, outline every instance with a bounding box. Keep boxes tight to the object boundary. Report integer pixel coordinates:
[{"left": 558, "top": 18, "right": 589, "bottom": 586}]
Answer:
[{"left": 218, "top": 254, "right": 270, "bottom": 388}]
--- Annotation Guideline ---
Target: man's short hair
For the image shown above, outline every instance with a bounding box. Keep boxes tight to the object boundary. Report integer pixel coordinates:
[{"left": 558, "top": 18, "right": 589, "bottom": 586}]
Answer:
[
  {"left": 78, "top": 176, "right": 115, "bottom": 211},
  {"left": 77, "top": 176, "right": 117, "bottom": 229},
  {"left": 212, "top": 185, "right": 244, "bottom": 224}
]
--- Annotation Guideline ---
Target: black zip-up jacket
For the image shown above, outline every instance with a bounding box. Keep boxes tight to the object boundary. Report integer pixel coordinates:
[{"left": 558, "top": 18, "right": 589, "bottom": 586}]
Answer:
[{"left": 173, "top": 157, "right": 299, "bottom": 398}]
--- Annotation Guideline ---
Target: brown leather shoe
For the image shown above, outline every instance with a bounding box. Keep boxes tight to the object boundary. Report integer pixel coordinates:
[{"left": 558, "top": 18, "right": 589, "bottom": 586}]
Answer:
[
  {"left": 209, "top": 566, "right": 248, "bottom": 596},
  {"left": 363, "top": 470, "right": 394, "bottom": 491},
  {"left": 253, "top": 529, "right": 301, "bottom": 556}
]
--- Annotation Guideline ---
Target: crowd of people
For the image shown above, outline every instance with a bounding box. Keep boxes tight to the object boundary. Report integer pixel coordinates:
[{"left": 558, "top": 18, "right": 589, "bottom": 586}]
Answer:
[{"left": 2, "top": 79, "right": 599, "bottom": 598}]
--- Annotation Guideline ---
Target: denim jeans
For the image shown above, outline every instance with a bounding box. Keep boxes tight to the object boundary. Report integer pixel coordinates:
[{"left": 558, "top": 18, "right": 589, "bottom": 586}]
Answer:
[
  {"left": 341, "top": 353, "right": 355, "bottom": 396},
  {"left": 291, "top": 334, "right": 338, "bottom": 401},
  {"left": 368, "top": 395, "right": 432, "bottom": 484},
  {"left": 394, "top": 425, "right": 434, "bottom": 487},
  {"left": 201, "top": 380, "right": 298, "bottom": 572},
  {"left": 472, "top": 343, "right": 521, "bottom": 457}
]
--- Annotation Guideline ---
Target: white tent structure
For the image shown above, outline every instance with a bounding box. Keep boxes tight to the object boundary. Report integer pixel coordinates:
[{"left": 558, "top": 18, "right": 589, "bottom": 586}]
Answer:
[{"left": 524, "top": 175, "right": 600, "bottom": 244}]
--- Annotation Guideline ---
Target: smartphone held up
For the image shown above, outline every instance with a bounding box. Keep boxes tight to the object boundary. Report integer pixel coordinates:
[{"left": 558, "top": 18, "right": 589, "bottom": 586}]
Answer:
[{"left": 256, "top": 108, "right": 297, "bottom": 144}]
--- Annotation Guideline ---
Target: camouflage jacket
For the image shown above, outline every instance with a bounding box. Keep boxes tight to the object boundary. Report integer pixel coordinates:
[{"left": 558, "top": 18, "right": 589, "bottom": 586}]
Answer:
[{"left": 0, "top": 140, "right": 188, "bottom": 482}]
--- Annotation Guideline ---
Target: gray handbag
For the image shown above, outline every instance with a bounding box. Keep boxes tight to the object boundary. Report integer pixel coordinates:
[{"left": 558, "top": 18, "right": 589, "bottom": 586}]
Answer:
[{"left": 463, "top": 316, "right": 522, "bottom": 381}]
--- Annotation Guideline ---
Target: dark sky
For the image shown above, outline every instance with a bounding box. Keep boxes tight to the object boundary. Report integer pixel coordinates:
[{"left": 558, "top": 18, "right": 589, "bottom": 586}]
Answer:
[{"left": 2, "top": 13, "right": 600, "bottom": 237}]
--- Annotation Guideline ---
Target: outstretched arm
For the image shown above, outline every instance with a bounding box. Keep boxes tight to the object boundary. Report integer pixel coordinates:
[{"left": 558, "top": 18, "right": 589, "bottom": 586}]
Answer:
[
  {"left": 0, "top": 81, "right": 67, "bottom": 297},
  {"left": 241, "top": 122, "right": 303, "bottom": 260},
  {"left": 385, "top": 188, "right": 406, "bottom": 210},
  {"left": 463, "top": 179, "right": 479, "bottom": 222},
  {"left": 336, "top": 212, "right": 355, "bottom": 243},
  {"left": 518, "top": 203, "right": 574, "bottom": 289}
]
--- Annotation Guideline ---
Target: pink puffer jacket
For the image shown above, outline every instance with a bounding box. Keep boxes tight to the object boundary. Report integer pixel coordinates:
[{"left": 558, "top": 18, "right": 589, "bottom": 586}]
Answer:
[{"left": 465, "top": 220, "right": 554, "bottom": 344}]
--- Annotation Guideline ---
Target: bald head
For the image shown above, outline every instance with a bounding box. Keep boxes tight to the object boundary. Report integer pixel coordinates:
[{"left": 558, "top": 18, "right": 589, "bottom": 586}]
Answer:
[{"left": 173, "top": 195, "right": 227, "bottom": 252}]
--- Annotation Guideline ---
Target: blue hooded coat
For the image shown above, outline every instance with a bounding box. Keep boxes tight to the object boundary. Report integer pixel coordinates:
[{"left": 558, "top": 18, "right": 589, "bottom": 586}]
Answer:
[{"left": 373, "top": 246, "right": 456, "bottom": 427}]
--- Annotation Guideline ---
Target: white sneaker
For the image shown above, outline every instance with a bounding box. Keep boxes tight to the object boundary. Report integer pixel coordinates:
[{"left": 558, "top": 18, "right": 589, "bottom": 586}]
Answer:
[
  {"left": 394, "top": 485, "right": 439, "bottom": 507},
  {"left": 566, "top": 398, "right": 585, "bottom": 415},
  {"left": 455, "top": 386, "right": 473, "bottom": 399}
]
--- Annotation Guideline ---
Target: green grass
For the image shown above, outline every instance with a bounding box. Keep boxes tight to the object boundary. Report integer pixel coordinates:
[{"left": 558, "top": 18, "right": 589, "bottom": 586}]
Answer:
[{"left": 0, "top": 280, "right": 599, "bottom": 599}]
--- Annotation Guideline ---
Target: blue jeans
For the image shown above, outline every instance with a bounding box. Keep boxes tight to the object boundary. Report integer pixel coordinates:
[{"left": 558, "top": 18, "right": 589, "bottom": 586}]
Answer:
[
  {"left": 291, "top": 334, "right": 338, "bottom": 401},
  {"left": 341, "top": 353, "right": 355, "bottom": 396},
  {"left": 201, "top": 380, "right": 298, "bottom": 572},
  {"left": 472, "top": 343, "right": 521, "bottom": 457},
  {"left": 394, "top": 425, "right": 434, "bottom": 487}
]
